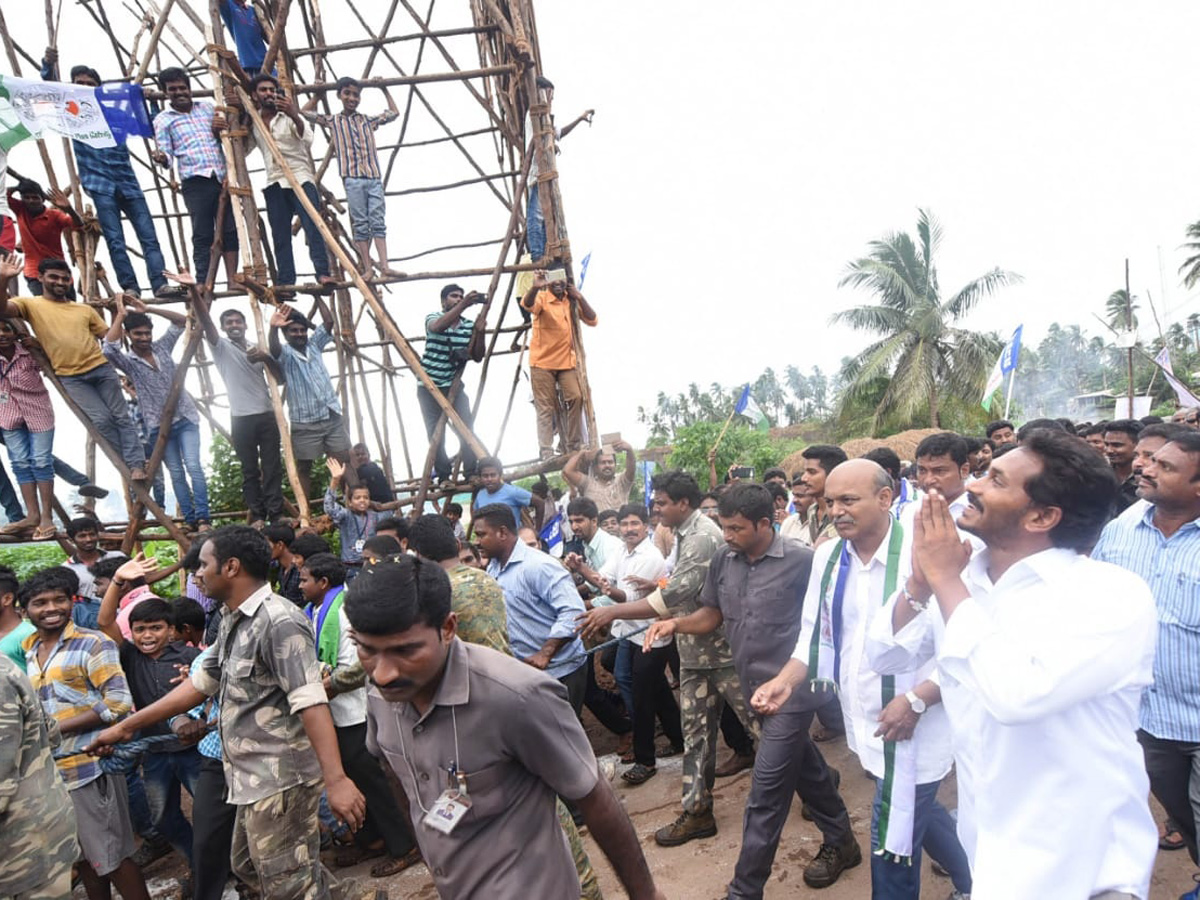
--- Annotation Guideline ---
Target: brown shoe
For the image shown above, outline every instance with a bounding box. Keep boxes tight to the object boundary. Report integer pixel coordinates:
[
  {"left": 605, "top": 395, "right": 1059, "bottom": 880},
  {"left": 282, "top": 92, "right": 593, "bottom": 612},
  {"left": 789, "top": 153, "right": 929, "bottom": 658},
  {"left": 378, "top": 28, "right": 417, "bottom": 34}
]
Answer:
[
  {"left": 654, "top": 810, "right": 717, "bottom": 847},
  {"left": 714, "top": 751, "right": 755, "bottom": 778},
  {"left": 803, "top": 835, "right": 862, "bottom": 888}
]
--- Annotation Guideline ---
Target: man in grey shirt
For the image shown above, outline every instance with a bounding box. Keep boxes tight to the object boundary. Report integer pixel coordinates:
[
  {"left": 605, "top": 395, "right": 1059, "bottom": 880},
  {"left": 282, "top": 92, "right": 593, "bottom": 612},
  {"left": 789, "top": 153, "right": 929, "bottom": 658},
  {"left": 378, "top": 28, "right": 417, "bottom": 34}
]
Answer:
[
  {"left": 646, "top": 482, "right": 858, "bottom": 896},
  {"left": 195, "top": 293, "right": 285, "bottom": 525},
  {"left": 344, "top": 555, "right": 666, "bottom": 900}
]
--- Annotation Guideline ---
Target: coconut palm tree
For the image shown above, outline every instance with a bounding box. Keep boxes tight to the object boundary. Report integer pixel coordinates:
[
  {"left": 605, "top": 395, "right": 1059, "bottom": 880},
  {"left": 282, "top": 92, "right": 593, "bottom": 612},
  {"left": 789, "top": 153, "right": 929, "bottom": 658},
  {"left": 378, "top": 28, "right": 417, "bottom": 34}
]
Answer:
[
  {"left": 832, "top": 209, "right": 1020, "bottom": 431},
  {"left": 1178, "top": 220, "right": 1200, "bottom": 289},
  {"left": 1105, "top": 289, "right": 1139, "bottom": 332},
  {"left": 1188, "top": 312, "right": 1200, "bottom": 355}
]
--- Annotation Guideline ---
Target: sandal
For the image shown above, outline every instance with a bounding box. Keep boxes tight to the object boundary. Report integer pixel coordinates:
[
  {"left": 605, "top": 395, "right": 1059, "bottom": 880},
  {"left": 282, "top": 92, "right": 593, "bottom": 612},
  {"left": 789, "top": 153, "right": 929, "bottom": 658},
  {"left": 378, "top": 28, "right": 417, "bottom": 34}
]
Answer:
[
  {"left": 369, "top": 848, "right": 422, "bottom": 878},
  {"left": 1160, "top": 822, "right": 1187, "bottom": 851},
  {"left": 32, "top": 525, "right": 57, "bottom": 541},
  {"left": 0, "top": 521, "right": 30, "bottom": 535},
  {"left": 621, "top": 763, "right": 657, "bottom": 785},
  {"left": 334, "top": 843, "right": 384, "bottom": 868}
]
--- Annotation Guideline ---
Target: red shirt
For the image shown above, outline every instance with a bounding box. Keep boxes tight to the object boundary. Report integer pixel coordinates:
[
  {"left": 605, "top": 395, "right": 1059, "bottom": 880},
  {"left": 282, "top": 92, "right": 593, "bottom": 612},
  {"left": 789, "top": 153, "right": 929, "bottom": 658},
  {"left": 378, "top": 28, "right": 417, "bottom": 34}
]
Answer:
[{"left": 8, "top": 192, "right": 74, "bottom": 278}]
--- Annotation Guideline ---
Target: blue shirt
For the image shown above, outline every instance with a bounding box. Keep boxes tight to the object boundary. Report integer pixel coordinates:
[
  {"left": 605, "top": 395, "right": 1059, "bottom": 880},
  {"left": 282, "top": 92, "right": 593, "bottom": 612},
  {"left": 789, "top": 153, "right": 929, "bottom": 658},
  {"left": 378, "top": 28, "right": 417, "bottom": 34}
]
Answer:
[
  {"left": 219, "top": 0, "right": 267, "bottom": 70},
  {"left": 323, "top": 488, "right": 377, "bottom": 565},
  {"left": 1092, "top": 500, "right": 1200, "bottom": 741},
  {"left": 487, "top": 539, "right": 586, "bottom": 679},
  {"left": 474, "top": 482, "right": 532, "bottom": 530},
  {"left": 73, "top": 143, "right": 144, "bottom": 198},
  {"left": 276, "top": 324, "right": 341, "bottom": 424},
  {"left": 186, "top": 648, "right": 222, "bottom": 760}
]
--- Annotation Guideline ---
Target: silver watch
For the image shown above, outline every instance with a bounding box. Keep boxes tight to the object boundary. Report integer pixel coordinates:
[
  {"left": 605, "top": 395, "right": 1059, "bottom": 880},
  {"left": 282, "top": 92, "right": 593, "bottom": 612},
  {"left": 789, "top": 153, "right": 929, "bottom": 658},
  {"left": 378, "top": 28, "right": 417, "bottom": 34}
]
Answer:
[{"left": 904, "top": 690, "right": 926, "bottom": 714}]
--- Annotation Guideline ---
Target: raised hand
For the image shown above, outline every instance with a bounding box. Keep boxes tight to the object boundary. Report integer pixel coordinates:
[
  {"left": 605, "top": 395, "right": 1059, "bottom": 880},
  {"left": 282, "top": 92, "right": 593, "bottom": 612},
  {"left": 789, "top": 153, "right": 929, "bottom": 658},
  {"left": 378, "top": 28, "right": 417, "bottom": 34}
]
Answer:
[
  {"left": 115, "top": 552, "right": 159, "bottom": 584},
  {"left": 164, "top": 270, "right": 196, "bottom": 287},
  {"left": 47, "top": 188, "right": 71, "bottom": 211},
  {"left": 0, "top": 252, "right": 24, "bottom": 281},
  {"left": 326, "top": 457, "right": 345, "bottom": 480},
  {"left": 269, "top": 304, "right": 294, "bottom": 329}
]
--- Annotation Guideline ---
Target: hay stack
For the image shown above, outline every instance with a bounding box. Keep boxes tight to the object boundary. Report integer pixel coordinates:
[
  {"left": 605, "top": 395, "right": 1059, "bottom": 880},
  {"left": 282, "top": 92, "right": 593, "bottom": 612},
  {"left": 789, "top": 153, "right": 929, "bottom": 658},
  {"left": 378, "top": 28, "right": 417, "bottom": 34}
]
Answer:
[{"left": 778, "top": 428, "right": 942, "bottom": 475}]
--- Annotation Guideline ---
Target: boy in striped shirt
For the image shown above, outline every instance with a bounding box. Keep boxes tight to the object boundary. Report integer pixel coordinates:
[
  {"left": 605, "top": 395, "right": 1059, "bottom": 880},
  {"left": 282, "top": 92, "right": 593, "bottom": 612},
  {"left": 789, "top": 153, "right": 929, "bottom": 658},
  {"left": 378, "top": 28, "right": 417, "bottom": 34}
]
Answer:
[
  {"left": 302, "top": 77, "right": 401, "bottom": 277},
  {"left": 418, "top": 284, "right": 485, "bottom": 481}
]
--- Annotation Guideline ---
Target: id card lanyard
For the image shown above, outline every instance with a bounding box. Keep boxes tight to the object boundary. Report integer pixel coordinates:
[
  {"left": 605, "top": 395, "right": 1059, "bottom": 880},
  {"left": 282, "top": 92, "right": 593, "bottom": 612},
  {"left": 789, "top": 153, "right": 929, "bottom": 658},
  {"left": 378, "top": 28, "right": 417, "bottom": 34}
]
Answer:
[{"left": 398, "top": 706, "right": 472, "bottom": 834}]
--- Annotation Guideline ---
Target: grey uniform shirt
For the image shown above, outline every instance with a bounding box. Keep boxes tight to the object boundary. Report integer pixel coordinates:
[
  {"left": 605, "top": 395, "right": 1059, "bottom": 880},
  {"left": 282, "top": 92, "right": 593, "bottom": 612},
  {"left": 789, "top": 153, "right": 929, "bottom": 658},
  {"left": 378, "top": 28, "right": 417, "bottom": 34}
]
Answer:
[
  {"left": 366, "top": 638, "right": 599, "bottom": 899},
  {"left": 700, "top": 532, "right": 819, "bottom": 711},
  {"left": 209, "top": 337, "right": 274, "bottom": 417},
  {"left": 191, "top": 584, "right": 327, "bottom": 803},
  {"left": 658, "top": 509, "right": 735, "bottom": 669}
]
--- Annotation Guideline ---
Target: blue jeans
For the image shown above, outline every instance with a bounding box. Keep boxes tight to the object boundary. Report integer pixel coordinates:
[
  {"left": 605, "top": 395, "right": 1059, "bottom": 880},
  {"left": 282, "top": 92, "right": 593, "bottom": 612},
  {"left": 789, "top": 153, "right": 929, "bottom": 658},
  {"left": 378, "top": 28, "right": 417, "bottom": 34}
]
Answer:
[
  {"left": 149, "top": 419, "right": 209, "bottom": 524},
  {"left": 526, "top": 182, "right": 545, "bottom": 260},
  {"left": 870, "top": 777, "right": 972, "bottom": 898},
  {"left": 59, "top": 363, "right": 145, "bottom": 472},
  {"left": 613, "top": 640, "right": 635, "bottom": 717},
  {"left": 344, "top": 177, "right": 386, "bottom": 240},
  {"left": 2, "top": 426, "right": 54, "bottom": 484},
  {"left": 91, "top": 186, "right": 167, "bottom": 293},
  {"left": 263, "top": 181, "right": 330, "bottom": 284},
  {"left": 142, "top": 747, "right": 203, "bottom": 866}
]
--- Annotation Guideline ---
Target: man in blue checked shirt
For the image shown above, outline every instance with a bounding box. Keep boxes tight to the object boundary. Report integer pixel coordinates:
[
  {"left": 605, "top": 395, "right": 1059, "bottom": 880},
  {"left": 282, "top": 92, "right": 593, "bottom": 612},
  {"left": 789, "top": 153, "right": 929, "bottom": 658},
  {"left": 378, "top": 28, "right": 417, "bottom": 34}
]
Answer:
[
  {"left": 268, "top": 299, "right": 357, "bottom": 501},
  {"left": 1092, "top": 427, "right": 1200, "bottom": 897}
]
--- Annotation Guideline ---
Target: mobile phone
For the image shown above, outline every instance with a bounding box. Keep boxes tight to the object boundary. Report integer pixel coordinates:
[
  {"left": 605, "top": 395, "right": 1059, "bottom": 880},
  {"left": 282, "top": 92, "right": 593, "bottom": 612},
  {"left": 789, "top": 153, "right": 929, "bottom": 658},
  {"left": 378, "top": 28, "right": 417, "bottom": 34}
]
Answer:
[{"left": 731, "top": 466, "right": 754, "bottom": 480}]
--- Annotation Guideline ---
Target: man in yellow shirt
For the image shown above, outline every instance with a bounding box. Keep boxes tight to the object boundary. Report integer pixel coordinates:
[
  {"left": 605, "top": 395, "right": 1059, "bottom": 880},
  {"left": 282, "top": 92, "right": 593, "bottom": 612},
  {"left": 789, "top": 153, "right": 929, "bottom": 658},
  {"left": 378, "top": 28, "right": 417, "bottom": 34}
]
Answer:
[
  {"left": 0, "top": 254, "right": 147, "bottom": 481},
  {"left": 521, "top": 270, "right": 597, "bottom": 460}
]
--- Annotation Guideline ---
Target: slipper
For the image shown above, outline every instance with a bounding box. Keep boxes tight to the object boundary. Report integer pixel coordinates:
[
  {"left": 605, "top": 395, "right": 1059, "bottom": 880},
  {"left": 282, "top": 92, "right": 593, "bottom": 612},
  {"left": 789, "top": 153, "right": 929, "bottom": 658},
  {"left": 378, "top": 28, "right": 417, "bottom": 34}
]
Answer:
[
  {"left": 369, "top": 848, "right": 422, "bottom": 878},
  {"left": 32, "top": 525, "right": 57, "bottom": 541},
  {"left": 334, "top": 844, "right": 384, "bottom": 868},
  {"left": 621, "top": 763, "right": 657, "bottom": 785},
  {"left": 1160, "top": 828, "right": 1187, "bottom": 851},
  {"left": 0, "top": 522, "right": 30, "bottom": 535}
]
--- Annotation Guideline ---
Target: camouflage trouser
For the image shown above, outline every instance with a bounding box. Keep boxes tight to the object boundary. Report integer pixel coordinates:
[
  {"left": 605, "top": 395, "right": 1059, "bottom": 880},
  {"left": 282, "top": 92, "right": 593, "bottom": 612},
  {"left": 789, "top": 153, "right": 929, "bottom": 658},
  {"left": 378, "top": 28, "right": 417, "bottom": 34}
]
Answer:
[
  {"left": 11, "top": 861, "right": 73, "bottom": 900},
  {"left": 557, "top": 799, "right": 603, "bottom": 900},
  {"left": 231, "top": 780, "right": 359, "bottom": 900},
  {"left": 680, "top": 664, "right": 758, "bottom": 815}
]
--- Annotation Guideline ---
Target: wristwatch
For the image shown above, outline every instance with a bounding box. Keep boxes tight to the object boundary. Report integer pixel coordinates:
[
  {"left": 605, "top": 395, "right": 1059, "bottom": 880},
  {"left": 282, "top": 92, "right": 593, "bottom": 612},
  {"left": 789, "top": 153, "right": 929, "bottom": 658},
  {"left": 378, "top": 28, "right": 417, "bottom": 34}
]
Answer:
[{"left": 904, "top": 691, "right": 926, "bottom": 714}]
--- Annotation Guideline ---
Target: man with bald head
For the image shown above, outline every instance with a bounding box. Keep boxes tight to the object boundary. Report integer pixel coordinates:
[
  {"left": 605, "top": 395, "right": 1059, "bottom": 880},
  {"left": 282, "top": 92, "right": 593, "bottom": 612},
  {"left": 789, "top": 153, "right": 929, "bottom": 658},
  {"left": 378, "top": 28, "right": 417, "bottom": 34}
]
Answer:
[{"left": 753, "top": 460, "right": 972, "bottom": 900}]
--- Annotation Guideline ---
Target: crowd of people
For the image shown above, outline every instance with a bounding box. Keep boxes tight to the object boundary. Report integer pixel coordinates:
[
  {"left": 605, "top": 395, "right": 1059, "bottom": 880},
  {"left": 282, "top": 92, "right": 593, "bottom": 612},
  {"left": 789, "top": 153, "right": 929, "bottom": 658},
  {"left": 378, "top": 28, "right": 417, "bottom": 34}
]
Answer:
[{"left": 1, "top": 407, "right": 1198, "bottom": 900}]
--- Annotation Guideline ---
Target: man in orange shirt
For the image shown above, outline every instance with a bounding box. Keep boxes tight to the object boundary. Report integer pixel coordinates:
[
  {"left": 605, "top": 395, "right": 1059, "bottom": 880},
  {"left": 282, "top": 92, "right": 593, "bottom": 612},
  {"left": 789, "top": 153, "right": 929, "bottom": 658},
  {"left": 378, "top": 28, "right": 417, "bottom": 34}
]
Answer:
[
  {"left": 521, "top": 270, "right": 597, "bottom": 459},
  {"left": 7, "top": 178, "right": 82, "bottom": 297}
]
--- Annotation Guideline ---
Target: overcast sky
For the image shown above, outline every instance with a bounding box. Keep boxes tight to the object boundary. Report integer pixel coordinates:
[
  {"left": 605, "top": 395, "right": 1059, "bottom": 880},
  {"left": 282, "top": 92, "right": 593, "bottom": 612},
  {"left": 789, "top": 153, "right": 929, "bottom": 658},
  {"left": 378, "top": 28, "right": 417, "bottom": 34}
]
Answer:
[{"left": 7, "top": 2, "right": 1200, "bottom": 513}]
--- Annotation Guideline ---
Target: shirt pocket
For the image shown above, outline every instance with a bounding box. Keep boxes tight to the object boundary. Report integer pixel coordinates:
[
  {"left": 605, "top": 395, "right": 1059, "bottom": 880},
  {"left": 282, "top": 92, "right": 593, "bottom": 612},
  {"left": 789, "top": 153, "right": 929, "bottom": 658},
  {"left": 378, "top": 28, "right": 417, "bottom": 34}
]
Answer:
[
  {"left": 1164, "top": 567, "right": 1200, "bottom": 631},
  {"left": 460, "top": 760, "right": 510, "bottom": 822},
  {"left": 223, "top": 657, "right": 258, "bottom": 703}
]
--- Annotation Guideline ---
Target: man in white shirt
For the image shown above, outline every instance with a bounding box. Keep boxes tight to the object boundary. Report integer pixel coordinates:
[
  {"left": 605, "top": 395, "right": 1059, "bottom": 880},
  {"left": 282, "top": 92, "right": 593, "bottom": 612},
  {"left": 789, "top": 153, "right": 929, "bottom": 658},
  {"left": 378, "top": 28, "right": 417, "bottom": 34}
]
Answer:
[
  {"left": 753, "top": 460, "right": 971, "bottom": 899},
  {"left": 899, "top": 432, "right": 972, "bottom": 533},
  {"left": 872, "top": 429, "right": 1158, "bottom": 900}
]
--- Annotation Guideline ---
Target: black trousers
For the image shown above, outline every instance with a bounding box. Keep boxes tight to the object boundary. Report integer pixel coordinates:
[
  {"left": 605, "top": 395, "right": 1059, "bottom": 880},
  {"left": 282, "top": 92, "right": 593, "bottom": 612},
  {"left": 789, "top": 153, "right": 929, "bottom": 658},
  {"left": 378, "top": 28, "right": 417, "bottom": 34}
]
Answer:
[
  {"left": 632, "top": 642, "right": 683, "bottom": 766},
  {"left": 230, "top": 412, "right": 284, "bottom": 522},
  {"left": 181, "top": 174, "right": 238, "bottom": 282},
  {"left": 1139, "top": 729, "right": 1200, "bottom": 864},
  {"left": 416, "top": 384, "right": 477, "bottom": 480},
  {"left": 558, "top": 662, "right": 588, "bottom": 717},
  {"left": 337, "top": 721, "right": 416, "bottom": 859},
  {"left": 193, "top": 756, "right": 236, "bottom": 900}
]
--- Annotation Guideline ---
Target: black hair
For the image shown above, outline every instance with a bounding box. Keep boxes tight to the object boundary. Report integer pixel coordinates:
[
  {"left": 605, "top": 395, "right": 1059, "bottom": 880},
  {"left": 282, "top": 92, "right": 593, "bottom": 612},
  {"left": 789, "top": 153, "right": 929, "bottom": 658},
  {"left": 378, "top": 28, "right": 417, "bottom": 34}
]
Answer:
[
  {"left": 123, "top": 311, "right": 153, "bottom": 332},
  {"left": 375, "top": 516, "right": 409, "bottom": 542},
  {"left": 67, "top": 516, "right": 101, "bottom": 538},
  {"left": 157, "top": 66, "right": 189, "bottom": 88},
  {"left": 1167, "top": 432, "right": 1200, "bottom": 480},
  {"left": 649, "top": 470, "right": 702, "bottom": 509},
  {"left": 362, "top": 534, "right": 402, "bottom": 559},
  {"left": 343, "top": 555, "right": 451, "bottom": 636},
  {"left": 1055, "top": 418, "right": 1076, "bottom": 432},
  {"left": 408, "top": 514, "right": 458, "bottom": 562},
  {"left": 336, "top": 76, "right": 361, "bottom": 94},
  {"left": 17, "top": 566, "right": 79, "bottom": 609},
  {"left": 566, "top": 497, "right": 599, "bottom": 520},
  {"left": 218, "top": 308, "right": 245, "bottom": 326},
  {"left": 172, "top": 597, "right": 206, "bottom": 633},
  {"left": 440, "top": 283, "right": 465, "bottom": 300},
  {"left": 181, "top": 539, "right": 206, "bottom": 573},
  {"left": 447, "top": 502, "right": 463, "bottom": 516},
  {"left": 1021, "top": 430, "right": 1119, "bottom": 551},
  {"left": 801, "top": 444, "right": 848, "bottom": 475},
  {"left": 0, "top": 565, "right": 18, "bottom": 599},
  {"left": 1018, "top": 418, "right": 1068, "bottom": 442},
  {"left": 346, "top": 483, "right": 372, "bottom": 500},
  {"left": 598, "top": 508, "right": 619, "bottom": 523},
  {"left": 1103, "top": 419, "right": 1144, "bottom": 441},
  {"left": 249, "top": 72, "right": 280, "bottom": 92},
  {"left": 16, "top": 178, "right": 44, "bottom": 199},
  {"left": 473, "top": 503, "right": 516, "bottom": 533},
  {"left": 286, "top": 310, "right": 309, "bottom": 328},
  {"left": 762, "top": 467, "right": 788, "bottom": 482},
  {"left": 985, "top": 419, "right": 1015, "bottom": 439},
  {"left": 129, "top": 597, "right": 173, "bottom": 627},
  {"left": 264, "top": 523, "right": 296, "bottom": 546},
  {"left": 1140, "top": 415, "right": 1164, "bottom": 426},
  {"left": 477, "top": 456, "right": 503, "bottom": 474},
  {"left": 616, "top": 502, "right": 648, "bottom": 523},
  {"left": 963, "top": 436, "right": 984, "bottom": 454},
  {"left": 766, "top": 482, "right": 789, "bottom": 504},
  {"left": 717, "top": 482, "right": 774, "bottom": 524},
  {"left": 862, "top": 447, "right": 902, "bottom": 480},
  {"left": 1140, "top": 423, "right": 1191, "bottom": 443},
  {"left": 208, "top": 525, "right": 272, "bottom": 580},
  {"left": 351, "top": 442, "right": 369, "bottom": 453},
  {"left": 90, "top": 555, "right": 142, "bottom": 588},
  {"left": 302, "top": 552, "right": 345, "bottom": 588},
  {"left": 290, "top": 533, "right": 332, "bottom": 562},
  {"left": 459, "top": 542, "right": 481, "bottom": 562},
  {"left": 38, "top": 258, "right": 70, "bottom": 275},
  {"left": 915, "top": 432, "right": 969, "bottom": 467},
  {"left": 71, "top": 65, "right": 102, "bottom": 84}
]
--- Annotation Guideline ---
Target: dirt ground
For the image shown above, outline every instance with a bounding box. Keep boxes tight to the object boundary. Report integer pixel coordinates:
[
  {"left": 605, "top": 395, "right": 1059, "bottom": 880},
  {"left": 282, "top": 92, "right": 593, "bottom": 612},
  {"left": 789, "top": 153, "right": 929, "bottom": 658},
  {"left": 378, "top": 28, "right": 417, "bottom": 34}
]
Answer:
[{"left": 116, "top": 717, "right": 1196, "bottom": 900}]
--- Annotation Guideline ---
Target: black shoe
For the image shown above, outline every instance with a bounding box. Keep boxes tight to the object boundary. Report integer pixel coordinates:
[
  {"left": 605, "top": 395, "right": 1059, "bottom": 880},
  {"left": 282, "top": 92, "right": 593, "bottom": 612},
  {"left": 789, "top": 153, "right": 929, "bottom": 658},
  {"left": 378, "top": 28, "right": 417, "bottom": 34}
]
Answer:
[
  {"left": 153, "top": 284, "right": 188, "bottom": 298},
  {"left": 131, "top": 835, "right": 173, "bottom": 867},
  {"left": 803, "top": 835, "right": 861, "bottom": 888},
  {"left": 78, "top": 484, "right": 109, "bottom": 499}
]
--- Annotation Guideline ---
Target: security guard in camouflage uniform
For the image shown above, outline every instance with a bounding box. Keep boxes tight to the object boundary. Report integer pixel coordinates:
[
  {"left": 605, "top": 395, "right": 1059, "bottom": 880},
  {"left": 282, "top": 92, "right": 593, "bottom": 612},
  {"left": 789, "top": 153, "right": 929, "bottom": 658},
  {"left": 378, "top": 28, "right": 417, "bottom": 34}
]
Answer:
[
  {"left": 579, "top": 470, "right": 757, "bottom": 846},
  {"left": 0, "top": 655, "right": 79, "bottom": 900}
]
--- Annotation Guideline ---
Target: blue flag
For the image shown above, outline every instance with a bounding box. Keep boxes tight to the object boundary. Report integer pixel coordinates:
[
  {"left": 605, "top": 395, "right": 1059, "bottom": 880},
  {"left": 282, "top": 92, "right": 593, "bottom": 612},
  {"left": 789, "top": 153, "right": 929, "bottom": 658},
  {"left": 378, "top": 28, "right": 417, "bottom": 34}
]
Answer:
[
  {"left": 1000, "top": 325, "right": 1022, "bottom": 374},
  {"left": 577, "top": 251, "right": 591, "bottom": 288},
  {"left": 642, "top": 460, "right": 656, "bottom": 509},
  {"left": 539, "top": 510, "right": 563, "bottom": 552}
]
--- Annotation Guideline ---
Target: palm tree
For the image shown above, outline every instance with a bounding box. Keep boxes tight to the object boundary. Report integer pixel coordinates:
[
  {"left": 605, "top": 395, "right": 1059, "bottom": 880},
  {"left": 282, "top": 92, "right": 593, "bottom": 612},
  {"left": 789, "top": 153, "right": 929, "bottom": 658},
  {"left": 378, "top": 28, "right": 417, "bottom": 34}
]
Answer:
[
  {"left": 1188, "top": 312, "right": 1200, "bottom": 356},
  {"left": 1105, "top": 289, "right": 1139, "bottom": 332},
  {"left": 832, "top": 209, "right": 1020, "bottom": 431},
  {"left": 1178, "top": 220, "right": 1200, "bottom": 289}
]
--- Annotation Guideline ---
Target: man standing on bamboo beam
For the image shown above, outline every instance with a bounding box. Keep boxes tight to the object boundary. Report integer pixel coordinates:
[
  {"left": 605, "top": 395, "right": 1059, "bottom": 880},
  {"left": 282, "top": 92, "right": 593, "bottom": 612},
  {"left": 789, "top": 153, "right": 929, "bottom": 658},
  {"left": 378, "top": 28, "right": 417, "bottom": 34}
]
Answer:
[
  {"left": 243, "top": 75, "right": 335, "bottom": 299},
  {"left": 269, "top": 300, "right": 356, "bottom": 501},
  {"left": 418, "top": 285, "right": 485, "bottom": 483},
  {"left": 522, "top": 270, "right": 596, "bottom": 460},
  {"left": 152, "top": 68, "right": 240, "bottom": 291},
  {"left": 0, "top": 255, "right": 148, "bottom": 483}
]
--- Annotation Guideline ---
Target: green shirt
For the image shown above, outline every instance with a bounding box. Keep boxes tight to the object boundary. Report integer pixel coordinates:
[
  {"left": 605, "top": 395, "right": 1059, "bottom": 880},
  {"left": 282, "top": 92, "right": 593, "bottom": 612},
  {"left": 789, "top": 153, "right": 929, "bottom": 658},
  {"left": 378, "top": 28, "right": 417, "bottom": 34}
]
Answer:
[
  {"left": 0, "top": 621, "right": 35, "bottom": 672},
  {"left": 421, "top": 313, "right": 474, "bottom": 388}
]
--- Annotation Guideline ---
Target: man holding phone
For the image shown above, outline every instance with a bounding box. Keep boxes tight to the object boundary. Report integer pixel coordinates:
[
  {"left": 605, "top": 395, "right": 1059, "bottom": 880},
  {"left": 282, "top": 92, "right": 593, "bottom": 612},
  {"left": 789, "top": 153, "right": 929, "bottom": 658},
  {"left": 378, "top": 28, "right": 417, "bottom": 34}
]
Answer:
[{"left": 419, "top": 284, "right": 486, "bottom": 481}]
